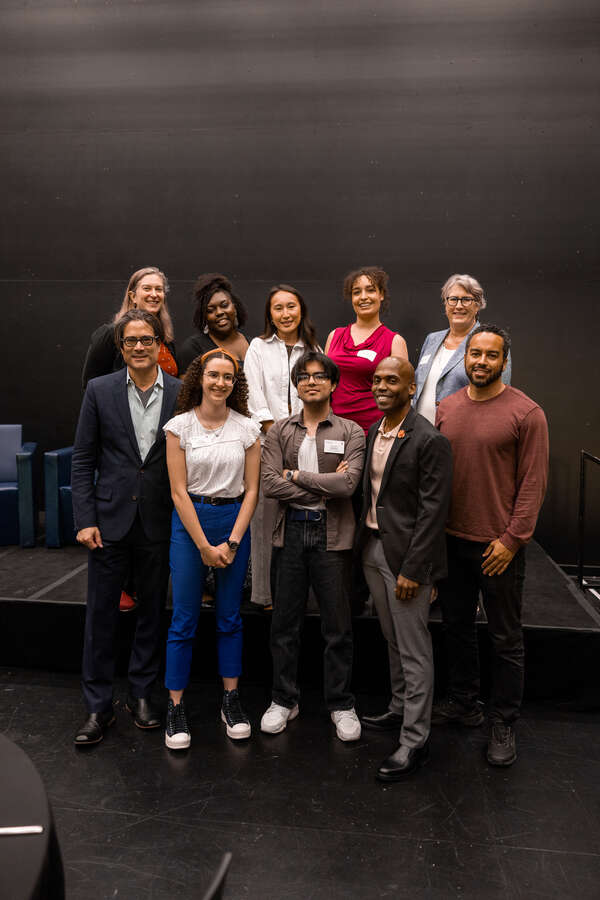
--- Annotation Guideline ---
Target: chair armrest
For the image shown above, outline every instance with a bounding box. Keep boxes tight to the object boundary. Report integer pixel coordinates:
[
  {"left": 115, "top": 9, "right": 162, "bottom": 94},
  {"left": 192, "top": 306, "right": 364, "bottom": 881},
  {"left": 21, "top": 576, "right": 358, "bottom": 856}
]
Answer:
[
  {"left": 16, "top": 443, "right": 37, "bottom": 547},
  {"left": 44, "top": 447, "right": 73, "bottom": 547}
]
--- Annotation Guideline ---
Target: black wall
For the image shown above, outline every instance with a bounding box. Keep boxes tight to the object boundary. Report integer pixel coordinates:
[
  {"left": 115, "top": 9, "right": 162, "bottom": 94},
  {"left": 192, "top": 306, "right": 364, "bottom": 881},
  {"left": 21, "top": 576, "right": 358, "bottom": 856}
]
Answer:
[{"left": 1, "top": 0, "right": 599, "bottom": 563}]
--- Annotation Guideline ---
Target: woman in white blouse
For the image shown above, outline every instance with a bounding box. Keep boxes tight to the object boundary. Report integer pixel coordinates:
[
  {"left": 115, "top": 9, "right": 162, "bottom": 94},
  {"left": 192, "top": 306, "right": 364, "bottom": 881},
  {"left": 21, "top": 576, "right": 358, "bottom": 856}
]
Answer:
[
  {"left": 413, "top": 273, "right": 511, "bottom": 423},
  {"left": 244, "top": 284, "right": 319, "bottom": 608},
  {"left": 163, "top": 349, "right": 260, "bottom": 749}
]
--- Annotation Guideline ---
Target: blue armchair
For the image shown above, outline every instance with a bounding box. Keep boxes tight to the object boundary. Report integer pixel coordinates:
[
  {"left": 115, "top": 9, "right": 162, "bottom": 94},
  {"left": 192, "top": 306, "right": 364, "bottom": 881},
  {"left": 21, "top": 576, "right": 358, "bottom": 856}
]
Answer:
[
  {"left": 44, "top": 447, "right": 77, "bottom": 548},
  {"left": 0, "top": 425, "right": 37, "bottom": 547}
]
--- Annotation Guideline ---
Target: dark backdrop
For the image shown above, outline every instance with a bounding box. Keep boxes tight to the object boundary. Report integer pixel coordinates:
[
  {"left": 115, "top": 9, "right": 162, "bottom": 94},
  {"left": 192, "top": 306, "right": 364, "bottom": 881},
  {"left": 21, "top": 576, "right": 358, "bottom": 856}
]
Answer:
[{"left": 1, "top": 0, "right": 598, "bottom": 564}]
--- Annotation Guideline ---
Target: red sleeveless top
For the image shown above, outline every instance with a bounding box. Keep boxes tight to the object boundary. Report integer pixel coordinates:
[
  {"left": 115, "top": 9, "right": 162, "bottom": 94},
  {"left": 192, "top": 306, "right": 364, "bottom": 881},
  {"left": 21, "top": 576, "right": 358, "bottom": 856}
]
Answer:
[{"left": 328, "top": 324, "right": 397, "bottom": 434}]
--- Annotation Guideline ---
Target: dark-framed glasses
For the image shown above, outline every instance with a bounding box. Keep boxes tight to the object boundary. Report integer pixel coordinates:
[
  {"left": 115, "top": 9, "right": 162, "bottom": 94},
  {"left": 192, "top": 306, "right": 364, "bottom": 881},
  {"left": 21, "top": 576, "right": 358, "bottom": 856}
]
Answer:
[
  {"left": 121, "top": 335, "right": 160, "bottom": 348},
  {"left": 446, "top": 296, "right": 476, "bottom": 308},
  {"left": 296, "top": 372, "right": 330, "bottom": 383}
]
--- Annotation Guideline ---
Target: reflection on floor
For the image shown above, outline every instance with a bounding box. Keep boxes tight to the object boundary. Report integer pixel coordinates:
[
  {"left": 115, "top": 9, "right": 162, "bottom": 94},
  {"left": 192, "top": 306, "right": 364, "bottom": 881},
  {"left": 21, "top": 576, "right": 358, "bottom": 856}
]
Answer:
[{"left": 1, "top": 668, "right": 599, "bottom": 900}]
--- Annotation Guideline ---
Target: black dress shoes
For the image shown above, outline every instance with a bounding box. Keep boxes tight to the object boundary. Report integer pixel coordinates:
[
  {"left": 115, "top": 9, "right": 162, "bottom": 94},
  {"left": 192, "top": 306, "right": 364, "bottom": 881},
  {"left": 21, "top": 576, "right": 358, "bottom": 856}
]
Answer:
[
  {"left": 360, "top": 710, "right": 403, "bottom": 731},
  {"left": 74, "top": 709, "right": 115, "bottom": 746},
  {"left": 376, "top": 741, "right": 430, "bottom": 781},
  {"left": 126, "top": 695, "right": 161, "bottom": 729}
]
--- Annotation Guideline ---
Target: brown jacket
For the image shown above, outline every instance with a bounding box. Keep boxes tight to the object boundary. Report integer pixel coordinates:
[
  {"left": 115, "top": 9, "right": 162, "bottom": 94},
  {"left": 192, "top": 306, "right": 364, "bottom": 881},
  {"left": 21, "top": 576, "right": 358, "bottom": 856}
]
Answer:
[{"left": 262, "top": 410, "right": 366, "bottom": 550}]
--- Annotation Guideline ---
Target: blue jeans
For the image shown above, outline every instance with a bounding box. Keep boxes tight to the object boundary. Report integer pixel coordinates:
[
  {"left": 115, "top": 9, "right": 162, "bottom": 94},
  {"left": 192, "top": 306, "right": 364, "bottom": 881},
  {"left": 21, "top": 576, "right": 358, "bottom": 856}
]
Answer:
[{"left": 165, "top": 500, "right": 250, "bottom": 690}]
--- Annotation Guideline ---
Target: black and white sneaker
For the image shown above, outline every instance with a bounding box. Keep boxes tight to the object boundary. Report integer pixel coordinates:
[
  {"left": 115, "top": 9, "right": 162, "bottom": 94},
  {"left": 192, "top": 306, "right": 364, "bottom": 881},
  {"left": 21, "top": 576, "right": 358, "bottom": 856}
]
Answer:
[
  {"left": 221, "top": 689, "right": 251, "bottom": 740},
  {"left": 165, "top": 698, "right": 191, "bottom": 750}
]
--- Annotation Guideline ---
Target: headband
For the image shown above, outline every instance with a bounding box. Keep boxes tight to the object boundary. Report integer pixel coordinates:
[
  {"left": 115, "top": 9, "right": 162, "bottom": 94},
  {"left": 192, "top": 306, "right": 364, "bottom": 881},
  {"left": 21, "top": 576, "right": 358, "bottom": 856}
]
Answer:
[{"left": 199, "top": 349, "right": 239, "bottom": 374}]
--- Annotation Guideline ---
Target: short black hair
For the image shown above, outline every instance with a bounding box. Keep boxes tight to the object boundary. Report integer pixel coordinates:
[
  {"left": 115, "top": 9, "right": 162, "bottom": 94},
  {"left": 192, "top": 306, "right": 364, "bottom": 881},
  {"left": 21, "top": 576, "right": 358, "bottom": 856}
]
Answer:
[
  {"left": 465, "top": 323, "right": 511, "bottom": 361},
  {"left": 291, "top": 350, "right": 340, "bottom": 387},
  {"left": 114, "top": 309, "right": 164, "bottom": 347}
]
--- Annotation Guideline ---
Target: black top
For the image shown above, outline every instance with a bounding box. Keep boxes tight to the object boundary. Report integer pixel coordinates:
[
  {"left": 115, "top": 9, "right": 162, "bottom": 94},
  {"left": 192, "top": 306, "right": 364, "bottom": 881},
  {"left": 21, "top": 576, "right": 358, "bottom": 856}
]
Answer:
[
  {"left": 177, "top": 331, "right": 246, "bottom": 375},
  {"left": 81, "top": 322, "right": 177, "bottom": 390}
]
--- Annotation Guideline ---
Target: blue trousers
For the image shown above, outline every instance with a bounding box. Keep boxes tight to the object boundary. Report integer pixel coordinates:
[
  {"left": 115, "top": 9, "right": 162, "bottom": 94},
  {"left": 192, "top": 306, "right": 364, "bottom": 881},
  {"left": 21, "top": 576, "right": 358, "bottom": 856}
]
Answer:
[{"left": 165, "top": 500, "right": 250, "bottom": 690}]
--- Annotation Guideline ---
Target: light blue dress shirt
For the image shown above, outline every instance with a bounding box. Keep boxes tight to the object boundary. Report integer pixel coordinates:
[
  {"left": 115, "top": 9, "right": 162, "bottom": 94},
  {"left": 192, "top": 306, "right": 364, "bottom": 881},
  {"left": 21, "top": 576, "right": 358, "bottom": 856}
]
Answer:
[{"left": 127, "top": 366, "right": 164, "bottom": 461}]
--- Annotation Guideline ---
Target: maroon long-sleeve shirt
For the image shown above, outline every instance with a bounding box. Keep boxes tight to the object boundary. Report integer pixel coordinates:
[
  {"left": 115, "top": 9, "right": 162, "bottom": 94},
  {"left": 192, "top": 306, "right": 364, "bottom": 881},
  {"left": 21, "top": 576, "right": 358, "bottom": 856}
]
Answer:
[{"left": 436, "top": 386, "right": 549, "bottom": 553}]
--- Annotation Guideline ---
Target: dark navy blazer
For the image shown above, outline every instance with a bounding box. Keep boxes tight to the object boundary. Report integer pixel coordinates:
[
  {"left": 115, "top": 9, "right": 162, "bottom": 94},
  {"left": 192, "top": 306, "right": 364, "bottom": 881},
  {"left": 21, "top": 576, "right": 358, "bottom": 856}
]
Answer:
[{"left": 71, "top": 368, "right": 181, "bottom": 542}]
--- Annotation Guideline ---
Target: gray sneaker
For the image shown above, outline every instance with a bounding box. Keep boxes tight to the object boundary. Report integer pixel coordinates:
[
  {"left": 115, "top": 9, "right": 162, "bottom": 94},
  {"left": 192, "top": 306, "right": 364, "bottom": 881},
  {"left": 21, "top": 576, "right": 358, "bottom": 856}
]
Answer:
[{"left": 487, "top": 724, "right": 517, "bottom": 766}]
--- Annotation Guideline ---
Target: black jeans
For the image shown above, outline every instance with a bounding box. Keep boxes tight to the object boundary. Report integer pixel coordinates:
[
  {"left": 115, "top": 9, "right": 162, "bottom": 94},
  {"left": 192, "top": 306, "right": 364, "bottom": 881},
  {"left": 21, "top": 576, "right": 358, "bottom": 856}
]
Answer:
[
  {"left": 82, "top": 513, "right": 170, "bottom": 712},
  {"left": 439, "top": 535, "right": 526, "bottom": 724},
  {"left": 270, "top": 513, "right": 355, "bottom": 711}
]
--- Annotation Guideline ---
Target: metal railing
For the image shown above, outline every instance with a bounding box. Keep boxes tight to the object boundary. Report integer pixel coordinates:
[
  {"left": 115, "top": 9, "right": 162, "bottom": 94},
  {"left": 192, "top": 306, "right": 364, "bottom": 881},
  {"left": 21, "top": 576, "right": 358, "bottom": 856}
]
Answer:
[{"left": 578, "top": 449, "right": 600, "bottom": 590}]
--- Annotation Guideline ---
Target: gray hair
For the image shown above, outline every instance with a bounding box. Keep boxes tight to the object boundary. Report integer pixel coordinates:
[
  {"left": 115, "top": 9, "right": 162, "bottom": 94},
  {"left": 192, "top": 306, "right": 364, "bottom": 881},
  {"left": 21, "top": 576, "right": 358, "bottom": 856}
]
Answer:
[{"left": 440, "top": 274, "right": 486, "bottom": 310}]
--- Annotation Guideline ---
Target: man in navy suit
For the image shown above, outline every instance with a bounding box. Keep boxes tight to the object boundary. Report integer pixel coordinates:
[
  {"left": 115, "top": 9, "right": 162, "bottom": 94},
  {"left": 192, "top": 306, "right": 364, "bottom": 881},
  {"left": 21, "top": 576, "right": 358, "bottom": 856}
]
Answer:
[
  {"left": 71, "top": 309, "right": 181, "bottom": 745},
  {"left": 356, "top": 357, "right": 452, "bottom": 779}
]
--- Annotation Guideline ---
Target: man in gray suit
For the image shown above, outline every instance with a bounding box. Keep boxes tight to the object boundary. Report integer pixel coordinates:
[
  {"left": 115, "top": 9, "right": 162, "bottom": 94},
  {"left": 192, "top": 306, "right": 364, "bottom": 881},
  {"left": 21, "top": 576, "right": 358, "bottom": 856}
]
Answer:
[
  {"left": 356, "top": 357, "right": 452, "bottom": 779},
  {"left": 71, "top": 309, "right": 181, "bottom": 745}
]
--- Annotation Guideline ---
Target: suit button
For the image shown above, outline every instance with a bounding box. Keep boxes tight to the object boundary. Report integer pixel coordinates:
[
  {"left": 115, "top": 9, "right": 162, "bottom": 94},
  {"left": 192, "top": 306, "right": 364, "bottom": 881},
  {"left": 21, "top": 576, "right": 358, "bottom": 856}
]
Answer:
[{"left": 132, "top": 495, "right": 137, "bottom": 501}]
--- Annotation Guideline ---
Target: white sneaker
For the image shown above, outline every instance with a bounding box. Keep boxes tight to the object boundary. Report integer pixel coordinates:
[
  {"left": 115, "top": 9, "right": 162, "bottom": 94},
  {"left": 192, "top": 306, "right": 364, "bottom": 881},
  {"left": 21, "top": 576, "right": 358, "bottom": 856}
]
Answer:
[
  {"left": 260, "top": 702, "right": 299, "bottom": 734},
  {"left": 331, "top": 708, "right": 362, "bottom": 741}
]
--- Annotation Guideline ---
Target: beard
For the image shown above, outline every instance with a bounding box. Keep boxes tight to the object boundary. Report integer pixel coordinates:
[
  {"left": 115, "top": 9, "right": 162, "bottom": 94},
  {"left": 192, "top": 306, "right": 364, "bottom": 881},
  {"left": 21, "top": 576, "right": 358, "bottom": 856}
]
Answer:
[{"left": 467, "top": 365, "right": 503, "bottom": 388}]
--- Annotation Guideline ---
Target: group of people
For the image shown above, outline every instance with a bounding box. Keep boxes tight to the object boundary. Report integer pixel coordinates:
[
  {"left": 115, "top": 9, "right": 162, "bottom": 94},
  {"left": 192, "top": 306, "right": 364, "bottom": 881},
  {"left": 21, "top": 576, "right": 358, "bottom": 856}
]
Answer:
[{"left": 71, "top": 265, "right": 549, "bottom": 781}]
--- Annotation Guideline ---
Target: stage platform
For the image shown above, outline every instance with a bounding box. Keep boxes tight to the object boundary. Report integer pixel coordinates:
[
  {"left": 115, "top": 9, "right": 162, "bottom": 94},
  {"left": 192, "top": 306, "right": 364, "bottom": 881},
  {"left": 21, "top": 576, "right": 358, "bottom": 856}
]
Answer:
[{"left": 1, "top": 540, "right": 599, "bottom": 705}]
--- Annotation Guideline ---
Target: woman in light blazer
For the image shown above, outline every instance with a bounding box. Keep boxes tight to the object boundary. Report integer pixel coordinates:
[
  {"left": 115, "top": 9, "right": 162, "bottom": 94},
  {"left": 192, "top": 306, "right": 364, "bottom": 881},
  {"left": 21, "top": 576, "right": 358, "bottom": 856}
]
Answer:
[{"left": 414, "top": 274, "right": 511, "bottom": 424}]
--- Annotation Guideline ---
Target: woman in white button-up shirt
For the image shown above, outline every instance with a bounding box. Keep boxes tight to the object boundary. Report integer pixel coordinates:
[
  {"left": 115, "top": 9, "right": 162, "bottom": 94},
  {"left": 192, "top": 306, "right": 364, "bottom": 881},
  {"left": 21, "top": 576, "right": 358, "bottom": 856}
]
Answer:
[{"left": 244, "top": 284, "right": 320, "bottom": 608}]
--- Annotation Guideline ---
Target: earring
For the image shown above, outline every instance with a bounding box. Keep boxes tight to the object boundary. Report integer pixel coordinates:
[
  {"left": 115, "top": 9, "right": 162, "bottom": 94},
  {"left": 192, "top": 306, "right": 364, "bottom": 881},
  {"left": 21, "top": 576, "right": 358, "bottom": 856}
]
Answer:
[{"left": 203, "top": 324, "right": 209, "bottom": 334}]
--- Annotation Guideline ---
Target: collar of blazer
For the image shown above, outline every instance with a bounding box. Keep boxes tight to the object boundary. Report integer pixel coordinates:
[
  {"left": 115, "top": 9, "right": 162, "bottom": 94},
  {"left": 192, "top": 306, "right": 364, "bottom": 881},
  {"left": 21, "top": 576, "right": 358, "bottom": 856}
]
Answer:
[
  {"left": 364, "top": 406, "right": 417, "bottom": 497},
  {"left": 114, "top": 368, "right": 180, "bottom": 463}
]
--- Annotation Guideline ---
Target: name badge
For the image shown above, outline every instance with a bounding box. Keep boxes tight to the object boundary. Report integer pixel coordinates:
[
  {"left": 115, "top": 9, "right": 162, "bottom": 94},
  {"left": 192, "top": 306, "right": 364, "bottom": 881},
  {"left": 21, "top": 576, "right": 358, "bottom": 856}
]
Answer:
[
  {"left": 324, "top": 440, "right": 345, "bottom": 454},
  {"left": 419, "top": 353, "right": 431, "bottom": 366},
  {"left": 356, "top": 349, "right": 377, "bottom": 362}
]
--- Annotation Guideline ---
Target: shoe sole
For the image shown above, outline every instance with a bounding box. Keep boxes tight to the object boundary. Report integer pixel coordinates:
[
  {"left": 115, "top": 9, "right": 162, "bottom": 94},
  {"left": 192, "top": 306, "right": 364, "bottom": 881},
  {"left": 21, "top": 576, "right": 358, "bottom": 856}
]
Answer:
[
  {"left": 221, "top": 711, "right": 251, "bottom": 740},
  {"left": 486, "top": 750, "right": 517, "bottom": 767},
  {"left": 125, "top": 704, "right": 161, "bottom": 729},
  {"left": 376, "top": 755, "right": 429, "bottom": 782},
  {"left": 165, "top": 732, "right": 191, "bottom": 750},
  {"left": 260, "top": 705, "right": 299, "bottom": 734},
  {"left": 335, "top": 729, "right": 362, "bottom": 742},
  {"left": 74, "top": 714, "right": 115, "bottom": 746}
]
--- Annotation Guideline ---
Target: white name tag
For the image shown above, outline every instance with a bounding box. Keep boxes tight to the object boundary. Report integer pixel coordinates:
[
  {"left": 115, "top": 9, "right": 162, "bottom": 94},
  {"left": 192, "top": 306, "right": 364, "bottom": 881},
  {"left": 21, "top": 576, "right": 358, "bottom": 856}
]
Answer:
[
  {"left": 419, "top": 353, "right": 431, "bottom": 366},
  {"left": 356, "top": 348, "right": 377, "bottom": 362},
  {"left": 324, "top": 440, "right": 345, "bottom": 454}
]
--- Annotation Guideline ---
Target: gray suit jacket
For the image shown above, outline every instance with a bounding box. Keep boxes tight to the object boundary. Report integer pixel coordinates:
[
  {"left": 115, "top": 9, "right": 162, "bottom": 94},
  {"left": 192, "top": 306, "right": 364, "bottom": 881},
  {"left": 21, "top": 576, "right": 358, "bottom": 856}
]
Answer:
[{"left": 413, "top": 324, "right": 512, "bottom": 409}]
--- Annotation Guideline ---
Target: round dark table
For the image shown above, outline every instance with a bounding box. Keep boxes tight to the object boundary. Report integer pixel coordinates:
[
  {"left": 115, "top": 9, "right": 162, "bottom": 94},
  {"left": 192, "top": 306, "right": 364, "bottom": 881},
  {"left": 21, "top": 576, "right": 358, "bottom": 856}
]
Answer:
[{"left": 0, "top": 732, "right": 64, "bottom": 899}]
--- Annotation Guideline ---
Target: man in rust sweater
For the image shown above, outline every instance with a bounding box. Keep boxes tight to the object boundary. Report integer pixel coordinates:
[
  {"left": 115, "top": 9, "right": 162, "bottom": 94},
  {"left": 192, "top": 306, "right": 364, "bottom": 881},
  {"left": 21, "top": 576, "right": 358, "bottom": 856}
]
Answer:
[{"left": 434, "top": 324, "right": 549, "bottom": 767}]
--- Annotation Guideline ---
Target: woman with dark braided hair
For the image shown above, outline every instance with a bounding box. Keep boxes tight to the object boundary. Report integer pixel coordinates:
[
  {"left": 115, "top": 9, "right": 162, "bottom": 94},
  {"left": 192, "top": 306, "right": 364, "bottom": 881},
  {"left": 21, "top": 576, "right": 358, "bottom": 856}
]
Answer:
[{"left": 163, "top": 349, "right": 260, "bottom": 749}]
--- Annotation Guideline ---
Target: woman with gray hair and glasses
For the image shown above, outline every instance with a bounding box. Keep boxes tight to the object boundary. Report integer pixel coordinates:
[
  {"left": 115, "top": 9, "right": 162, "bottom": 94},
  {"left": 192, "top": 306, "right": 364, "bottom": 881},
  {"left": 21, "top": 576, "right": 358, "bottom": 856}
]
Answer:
[{"left": 413, "top": 274, "right": 511, "bottom": 424}]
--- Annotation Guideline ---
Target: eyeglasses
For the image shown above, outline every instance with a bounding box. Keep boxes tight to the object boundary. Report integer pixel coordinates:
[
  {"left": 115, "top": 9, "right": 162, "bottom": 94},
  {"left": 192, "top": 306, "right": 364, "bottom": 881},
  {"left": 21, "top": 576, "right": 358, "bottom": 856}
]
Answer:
[
  {"left": 446, "top": 296, "right": 477, "bottom": 308},
  {"left": 296, "top": 372, "right": 330, "bottom": 383},
  {"left": 121, "top": 335, "right": 160, "bottom": 348},
  {"left": 204, "top": 370, "right": 236, "bottom": 385}
]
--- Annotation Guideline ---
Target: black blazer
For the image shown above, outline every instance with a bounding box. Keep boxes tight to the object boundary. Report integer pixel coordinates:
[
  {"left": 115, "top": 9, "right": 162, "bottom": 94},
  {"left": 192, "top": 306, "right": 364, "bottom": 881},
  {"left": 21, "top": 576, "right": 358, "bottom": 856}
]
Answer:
[
  {"left": 355, "top": 407, "right": 453, "bottom": 584},
  {"left": 71, "top": 368, "right": 181, "bottom": 542}
]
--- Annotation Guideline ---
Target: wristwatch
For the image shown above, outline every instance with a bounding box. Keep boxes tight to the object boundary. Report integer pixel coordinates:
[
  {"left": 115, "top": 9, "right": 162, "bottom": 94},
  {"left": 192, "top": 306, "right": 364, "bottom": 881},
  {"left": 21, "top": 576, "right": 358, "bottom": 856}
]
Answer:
[
  {"left": 285, "top": 470, "right": 295, "bottom": 481},
  {"left": 226, "top": 539, "right": 239, "bottom": 552}
]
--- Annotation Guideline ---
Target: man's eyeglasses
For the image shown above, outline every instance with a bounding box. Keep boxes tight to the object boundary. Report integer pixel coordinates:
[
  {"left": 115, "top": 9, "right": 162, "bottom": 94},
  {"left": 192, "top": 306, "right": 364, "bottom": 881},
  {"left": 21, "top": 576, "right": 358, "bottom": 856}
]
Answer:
[
  {"left": 445, "top": 296, "right": 477, "bottom": 308},
  {"left": 296, "top": 372, "right": 330, "bottom": 383},
  {"left": 121, "top": 335, "right": 160, "bottom": 348}
]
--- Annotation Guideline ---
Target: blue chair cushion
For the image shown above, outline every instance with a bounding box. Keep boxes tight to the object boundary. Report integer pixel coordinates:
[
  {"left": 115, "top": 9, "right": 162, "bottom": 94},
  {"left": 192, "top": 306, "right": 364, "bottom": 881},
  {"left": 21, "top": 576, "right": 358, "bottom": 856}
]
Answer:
[{"left": 0, "top": 426, "right": 22, "bottom": 482}]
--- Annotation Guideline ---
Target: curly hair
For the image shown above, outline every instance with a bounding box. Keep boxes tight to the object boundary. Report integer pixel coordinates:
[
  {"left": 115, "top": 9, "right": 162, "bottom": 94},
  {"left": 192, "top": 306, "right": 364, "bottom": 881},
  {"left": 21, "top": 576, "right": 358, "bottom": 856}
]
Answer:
[
  {"left": 191, "top": 273, "right": 248, "bottom": 333},
  {"left": 342, "top": 266, "right": 390, "bottom": 313},
  {"left": 176, "top": 350, "right": 250, "bottom": 417}
]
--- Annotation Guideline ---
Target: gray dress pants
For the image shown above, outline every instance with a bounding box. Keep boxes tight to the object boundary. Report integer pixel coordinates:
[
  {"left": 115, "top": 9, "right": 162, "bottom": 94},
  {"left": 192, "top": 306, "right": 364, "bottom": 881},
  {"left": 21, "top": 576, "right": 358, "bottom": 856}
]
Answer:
[{"left": 362, "top": 535, "right": 433, "bottom": 748}]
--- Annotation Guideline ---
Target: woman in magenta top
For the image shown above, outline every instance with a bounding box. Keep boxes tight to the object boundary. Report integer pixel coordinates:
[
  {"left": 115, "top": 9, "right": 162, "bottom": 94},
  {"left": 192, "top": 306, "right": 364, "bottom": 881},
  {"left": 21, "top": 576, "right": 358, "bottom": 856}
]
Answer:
[{"left": 325, "top": 267, "right": 408, "bottom": 434}]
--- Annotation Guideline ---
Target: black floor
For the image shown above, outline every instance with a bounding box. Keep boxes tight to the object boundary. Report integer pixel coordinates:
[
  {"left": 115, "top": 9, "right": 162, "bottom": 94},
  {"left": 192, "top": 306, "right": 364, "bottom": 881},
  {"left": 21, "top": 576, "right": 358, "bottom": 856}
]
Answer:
[{"left": 1, "top": 668, "right": 600, "bottom": 899}]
